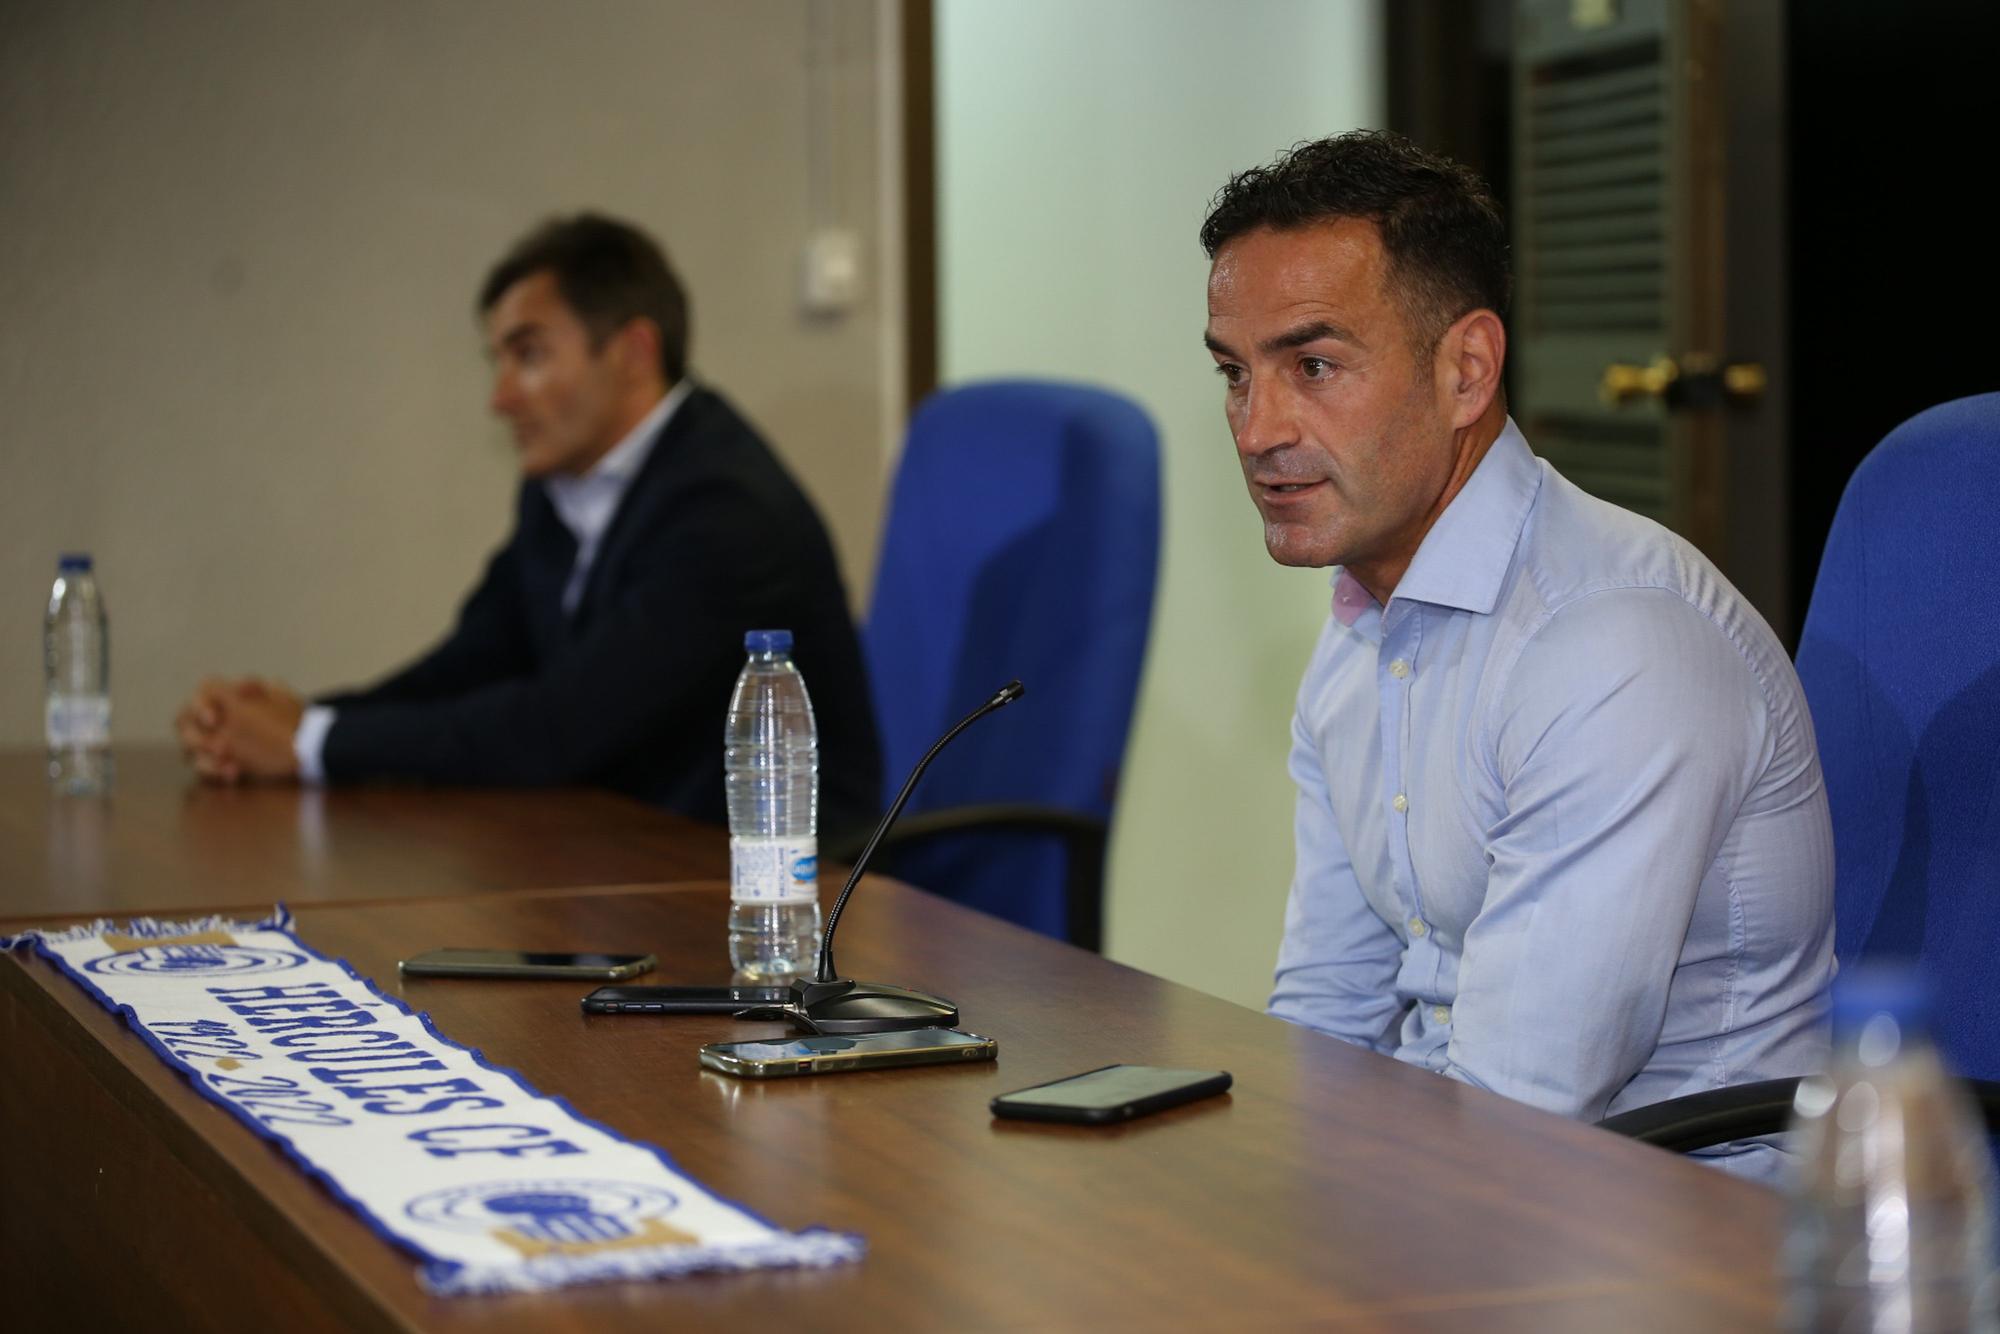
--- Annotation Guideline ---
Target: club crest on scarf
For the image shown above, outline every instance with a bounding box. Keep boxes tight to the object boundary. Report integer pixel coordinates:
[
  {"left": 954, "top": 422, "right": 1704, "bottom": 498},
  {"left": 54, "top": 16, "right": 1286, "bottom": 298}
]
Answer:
[
  {"left": 83, "top": 929, "right": 308, "bottom": 978},
  {"left": 407, "top": 1179, "right": 700, "bottom": 1257}
]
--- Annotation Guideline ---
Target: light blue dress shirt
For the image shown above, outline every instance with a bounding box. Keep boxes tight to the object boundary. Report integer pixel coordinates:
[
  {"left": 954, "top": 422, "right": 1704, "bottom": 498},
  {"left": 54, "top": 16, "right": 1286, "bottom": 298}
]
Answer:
[
  {"left": 1269, "top": 418, "right": 1835, "bottom": 1181},
  {"left": 293, "top": 382, "right": 691, "bottom": 783}
]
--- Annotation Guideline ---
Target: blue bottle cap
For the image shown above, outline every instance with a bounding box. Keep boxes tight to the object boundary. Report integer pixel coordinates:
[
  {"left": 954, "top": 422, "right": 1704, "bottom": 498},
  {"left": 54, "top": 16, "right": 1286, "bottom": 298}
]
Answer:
[
  {"left": 744, "top": 629, "right": 793, "bottom": 653},
  {"left": 1830, "top": 963, "right": 1933, "bottom": 1037},
  {"left": 57, "top": 553, "right": 93, "bottom": 572}
]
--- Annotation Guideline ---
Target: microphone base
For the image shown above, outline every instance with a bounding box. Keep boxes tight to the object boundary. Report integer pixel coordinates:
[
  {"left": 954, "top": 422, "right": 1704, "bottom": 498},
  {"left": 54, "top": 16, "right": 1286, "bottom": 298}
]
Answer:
[{"left": 787, "top": 977, "right": 959, "bottom": 1034}]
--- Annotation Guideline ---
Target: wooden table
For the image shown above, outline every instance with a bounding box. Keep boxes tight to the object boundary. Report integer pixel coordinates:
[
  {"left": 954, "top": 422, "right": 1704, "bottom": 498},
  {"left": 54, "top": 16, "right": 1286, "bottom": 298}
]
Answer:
[
  {"left": 0, "top": 747, "right": 729, "bottom": 923},
  {"left": 3, "top": 879, "right": 1785, "bottom": 1331}
]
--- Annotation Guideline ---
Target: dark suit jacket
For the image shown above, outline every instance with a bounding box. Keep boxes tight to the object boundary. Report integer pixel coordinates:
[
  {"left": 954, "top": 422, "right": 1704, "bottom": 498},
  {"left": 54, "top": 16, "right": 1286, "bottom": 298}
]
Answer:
[{"left": 319, "top": 386, "right": 882, "bottom": 840}]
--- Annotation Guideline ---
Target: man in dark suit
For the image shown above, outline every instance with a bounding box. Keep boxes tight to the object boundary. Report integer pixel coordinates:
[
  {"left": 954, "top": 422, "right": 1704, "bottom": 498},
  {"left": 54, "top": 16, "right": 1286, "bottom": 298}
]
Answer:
[{"left": 174, "top": 214, "right": 881, "bottom": 838}]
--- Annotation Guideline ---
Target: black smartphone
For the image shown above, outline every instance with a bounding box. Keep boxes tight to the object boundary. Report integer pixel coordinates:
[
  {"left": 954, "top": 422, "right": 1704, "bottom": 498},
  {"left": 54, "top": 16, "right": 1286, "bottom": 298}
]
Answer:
[
  {"left": 990, "top": 1065, "right": 1232, "bottom": 1124},
  {"left": 398, "top": 949, "right": 656, "bottom": 981},
  {"left": 581, "top": 984, "right": 793, "bottom": 1015},
  {"left": 699, "top": 1027, "right": 998, "bottom": 1078}
]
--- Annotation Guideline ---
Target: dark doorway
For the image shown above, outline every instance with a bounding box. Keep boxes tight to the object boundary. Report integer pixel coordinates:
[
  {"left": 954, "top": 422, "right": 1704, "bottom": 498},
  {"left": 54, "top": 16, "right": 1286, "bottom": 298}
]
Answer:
[
  {"left": 1390, "top": 0, "right": 1998, "bottom": 648},
  {"left": 1786, "top": 0, "right": 2000, "bottom": 625}
]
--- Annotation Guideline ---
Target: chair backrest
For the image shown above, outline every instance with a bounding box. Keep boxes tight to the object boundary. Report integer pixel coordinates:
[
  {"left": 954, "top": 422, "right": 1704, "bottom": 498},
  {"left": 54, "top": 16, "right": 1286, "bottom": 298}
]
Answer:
[
  {"left": 863, "top": 380, "right": 1161, "bottom": 940},
  {"left": 1796, "top": 392, "right": 2000, "bottom": 1078}
]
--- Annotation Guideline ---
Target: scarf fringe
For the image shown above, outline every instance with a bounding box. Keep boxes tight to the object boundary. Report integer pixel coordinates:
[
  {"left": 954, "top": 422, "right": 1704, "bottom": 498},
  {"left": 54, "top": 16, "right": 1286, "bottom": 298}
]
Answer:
[
  {"left": 419, "top": 1228, "right": 866, "bottom": 1295},
  {"left": 1, "top": 905, "right": 292, "bottom": 951}
]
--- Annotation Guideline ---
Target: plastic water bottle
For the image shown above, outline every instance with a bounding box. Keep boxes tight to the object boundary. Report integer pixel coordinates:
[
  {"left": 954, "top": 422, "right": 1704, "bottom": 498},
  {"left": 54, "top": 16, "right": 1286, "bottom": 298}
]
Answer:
[
  {"left": 1782, "top": 968, "right": 1999, "bottom": 1332},
  {"left": 44, "top": 553, "right": 112, "bottom": 796},
  {"left": 724, "top": 629, "right": 821, "bottom": 977}
]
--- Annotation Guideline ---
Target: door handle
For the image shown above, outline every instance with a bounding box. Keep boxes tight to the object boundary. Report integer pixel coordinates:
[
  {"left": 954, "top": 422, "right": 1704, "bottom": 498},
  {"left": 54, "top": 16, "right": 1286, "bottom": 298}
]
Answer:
[{"left": 1599, "top": 355, "right": 1768, "bottom": 409}]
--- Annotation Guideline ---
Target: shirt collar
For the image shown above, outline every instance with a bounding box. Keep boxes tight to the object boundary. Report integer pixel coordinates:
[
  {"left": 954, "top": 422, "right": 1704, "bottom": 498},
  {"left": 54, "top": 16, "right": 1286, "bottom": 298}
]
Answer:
[
  {"left": 1383, "top": 415, "right": 1541, "bottom": 617},
  {"left": 543, "top": 378, "right": 691, "bottom": 535},
  {"left": 1330, "top": 568, "right": 1376, "bottom": 627},
  {"left": 588, "top": 378, "right": 690, "bottom": 484}
]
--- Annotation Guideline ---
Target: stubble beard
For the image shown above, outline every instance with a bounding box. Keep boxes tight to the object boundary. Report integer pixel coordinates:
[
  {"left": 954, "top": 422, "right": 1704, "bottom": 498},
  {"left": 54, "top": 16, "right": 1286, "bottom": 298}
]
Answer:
[{"left": 1261, "top": 513, "right": 1343, "bottom": 569}]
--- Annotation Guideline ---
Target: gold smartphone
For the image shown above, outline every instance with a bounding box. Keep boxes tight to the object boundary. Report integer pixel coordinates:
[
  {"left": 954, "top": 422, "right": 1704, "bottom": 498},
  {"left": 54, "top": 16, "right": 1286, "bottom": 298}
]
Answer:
[{"left": 698, "top": 1027, "right": 997, "bottom": 1078}]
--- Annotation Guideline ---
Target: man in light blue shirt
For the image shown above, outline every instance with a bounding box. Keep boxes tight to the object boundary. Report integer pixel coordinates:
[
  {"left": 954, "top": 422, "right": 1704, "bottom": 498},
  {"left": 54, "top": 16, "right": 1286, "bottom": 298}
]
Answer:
[{"left": 1200, "top": 132, "right": 1833, "bottom": 1179}]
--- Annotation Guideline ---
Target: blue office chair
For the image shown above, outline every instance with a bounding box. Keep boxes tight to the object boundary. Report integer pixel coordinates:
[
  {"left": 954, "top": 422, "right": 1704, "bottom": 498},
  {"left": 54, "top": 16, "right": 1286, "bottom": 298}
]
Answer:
[
  {"left": 1600, "top": 393, "right": 2000, "bottom": 1150},
  {"left": 843, "top": 380, "right": 1161, "bottom": 949}
]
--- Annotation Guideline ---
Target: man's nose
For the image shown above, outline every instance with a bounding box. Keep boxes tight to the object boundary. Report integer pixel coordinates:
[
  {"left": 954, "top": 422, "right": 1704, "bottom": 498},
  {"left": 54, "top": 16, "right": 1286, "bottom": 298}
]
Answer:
[
  {"left": 1234, "top": 379, "right": 1299, "bottom": 460},
  {"left": 489, "top": 369, "right": 518, "bottom": 417}
]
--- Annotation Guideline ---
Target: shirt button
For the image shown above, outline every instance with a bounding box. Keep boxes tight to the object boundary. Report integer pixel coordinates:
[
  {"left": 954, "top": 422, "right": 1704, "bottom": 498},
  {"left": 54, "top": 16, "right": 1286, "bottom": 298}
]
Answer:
[
  {"left": 1431, "top": 1005, "right": 1452, "bottom": 1024},
  {"left": 1408, "top": 917, "right": 1428, "bottom": 938},
  {"left": 1391, "top": 794, "right": 1408, "bottom": 813},
  {"left": 1389, "top": 658, "right": 1410, "bottom": 678}
]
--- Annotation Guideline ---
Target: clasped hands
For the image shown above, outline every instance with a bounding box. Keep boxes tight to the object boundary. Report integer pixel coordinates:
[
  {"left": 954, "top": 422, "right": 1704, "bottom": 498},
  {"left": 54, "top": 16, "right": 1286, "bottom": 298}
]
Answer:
[{"left": 174, "top": 677, "right": 307, "bottom": 784}]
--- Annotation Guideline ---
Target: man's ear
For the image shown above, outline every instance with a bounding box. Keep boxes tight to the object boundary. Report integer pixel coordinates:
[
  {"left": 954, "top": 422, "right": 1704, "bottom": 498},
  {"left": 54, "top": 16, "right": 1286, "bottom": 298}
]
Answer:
[
  {"left": 612, "top": 317, "right": 664, "bottom": 386},
  {"left": 1436, "top": 308, "right": 1506, "bottom": 430}
]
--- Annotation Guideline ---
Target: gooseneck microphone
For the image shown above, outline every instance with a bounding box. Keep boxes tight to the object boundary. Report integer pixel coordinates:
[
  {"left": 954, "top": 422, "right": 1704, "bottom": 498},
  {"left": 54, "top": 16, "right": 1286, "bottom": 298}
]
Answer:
[{"left": 783, "top": 680, "right": 1025, "bottom": 1034}]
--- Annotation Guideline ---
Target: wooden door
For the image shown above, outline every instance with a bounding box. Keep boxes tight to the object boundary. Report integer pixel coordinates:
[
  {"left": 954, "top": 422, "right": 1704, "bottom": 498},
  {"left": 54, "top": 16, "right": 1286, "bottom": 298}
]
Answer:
[{"left": 1510, "top": 0, "right": 1786, "bottom": 632}]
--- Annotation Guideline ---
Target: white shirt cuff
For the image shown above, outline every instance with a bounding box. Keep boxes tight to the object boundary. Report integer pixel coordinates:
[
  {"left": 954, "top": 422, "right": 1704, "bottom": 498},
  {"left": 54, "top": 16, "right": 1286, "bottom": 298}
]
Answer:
[{"left": 294, "top": 705, "right": 336, "bottom": 785}]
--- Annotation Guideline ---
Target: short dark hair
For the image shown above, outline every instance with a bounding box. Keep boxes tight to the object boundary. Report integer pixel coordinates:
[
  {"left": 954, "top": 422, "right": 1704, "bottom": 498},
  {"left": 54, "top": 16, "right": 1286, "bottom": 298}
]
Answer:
[
  {"left": 479, "top": 213, "right": 689, "bottom": 383},
  {"left": 1200, "top": 131, "right": 1510, "bottom": 356}
]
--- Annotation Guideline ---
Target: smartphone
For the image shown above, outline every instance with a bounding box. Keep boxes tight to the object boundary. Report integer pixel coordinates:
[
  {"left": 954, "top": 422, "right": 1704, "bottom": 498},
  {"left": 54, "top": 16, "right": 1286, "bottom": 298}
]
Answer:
[
  {"left": 990, "top": 1065, "right": 1232, "bottom": 1124},
  {"left": 398, "top": 949, "right": 656, "bottom": 981},
  {"left": 698, "top": 1027, "right": 997, "bottom": 1078},
  {"left": 582, "top": 984, "right": 792, "bottom": 1015}
]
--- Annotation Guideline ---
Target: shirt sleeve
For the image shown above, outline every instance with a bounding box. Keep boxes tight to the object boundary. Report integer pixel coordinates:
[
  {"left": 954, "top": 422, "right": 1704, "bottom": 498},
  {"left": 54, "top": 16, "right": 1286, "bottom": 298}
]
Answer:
[
  {"left": 1268, "top": 703, "right": 1408, "bottom": 1051},
  {"left": 293, "top": 705, "right": 336, "bottom": 785},
  {"left": 1444, "top": 587, "right": 1773, "bottom": 1119}
]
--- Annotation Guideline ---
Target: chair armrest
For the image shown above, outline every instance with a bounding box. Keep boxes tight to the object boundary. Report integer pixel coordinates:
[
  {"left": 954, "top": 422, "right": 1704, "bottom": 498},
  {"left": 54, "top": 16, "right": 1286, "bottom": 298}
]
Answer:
[
  {"left": 826, "top": 804, "right": 1109, "bottom": 951},
  {"left": 1595, "top": 1076, "right": 2000, "bottom": 1153}
]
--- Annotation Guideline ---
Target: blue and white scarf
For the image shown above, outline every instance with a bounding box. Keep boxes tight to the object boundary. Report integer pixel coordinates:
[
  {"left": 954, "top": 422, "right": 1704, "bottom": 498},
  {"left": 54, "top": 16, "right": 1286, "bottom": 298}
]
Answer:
[{"left": 4, "top": 909, "right": 863, "bottom": 1295}]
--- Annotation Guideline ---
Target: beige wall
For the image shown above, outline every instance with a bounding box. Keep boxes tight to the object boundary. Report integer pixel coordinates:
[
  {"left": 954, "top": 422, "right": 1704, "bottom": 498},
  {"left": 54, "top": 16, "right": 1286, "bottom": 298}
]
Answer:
[
  {"left": 0, "top": 0, "right": 897, "bottom": 748},
  {"left": 937, "top": 0, "right": 1383, "bottom": 1010}
]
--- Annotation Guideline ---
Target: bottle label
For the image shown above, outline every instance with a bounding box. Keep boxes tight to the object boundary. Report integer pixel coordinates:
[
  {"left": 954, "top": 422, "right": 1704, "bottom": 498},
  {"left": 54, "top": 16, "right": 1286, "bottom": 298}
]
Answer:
[
  {"left": 730, "top": 836, "right": 818, "bottom": 904},
  {"left": 46, "top": 694, "right": 110, "bottom": 749}
]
